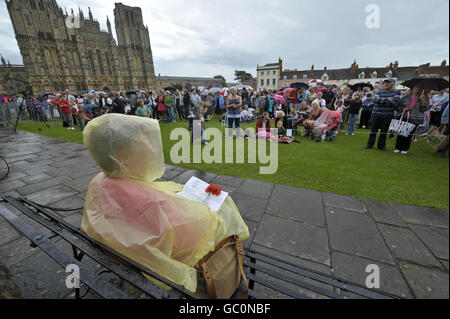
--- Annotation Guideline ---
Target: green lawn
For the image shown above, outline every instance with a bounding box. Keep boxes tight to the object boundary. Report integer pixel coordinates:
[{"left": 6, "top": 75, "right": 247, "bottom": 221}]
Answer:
[{"left": 17, "top": 118, "right": 449, "bottom": 209}]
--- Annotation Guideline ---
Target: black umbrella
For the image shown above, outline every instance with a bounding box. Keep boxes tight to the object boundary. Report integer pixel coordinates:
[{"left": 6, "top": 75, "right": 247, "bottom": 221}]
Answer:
[
  {"left": 290, "top": 82, "right": 309, "bottom": 90},
  {"left": 402, "top": 76, "right": 449, "bottom": 91},
  {"left": 126, "top": 89, "right": 139, "bottom": 94},
  {"left": 350, "top": 82, "right": 374, "bottom": 91},
  {"left": 164, "top": 87, "right": 176, "bottom": 92},
  {"left": 40, "top": 92, "right": 53, "bottom": 99}
]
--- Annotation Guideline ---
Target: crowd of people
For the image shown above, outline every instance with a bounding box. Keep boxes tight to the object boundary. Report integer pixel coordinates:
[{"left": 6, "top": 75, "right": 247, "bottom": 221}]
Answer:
[{"left": 1, "top": 79, "right": 448, "bottom": 156}]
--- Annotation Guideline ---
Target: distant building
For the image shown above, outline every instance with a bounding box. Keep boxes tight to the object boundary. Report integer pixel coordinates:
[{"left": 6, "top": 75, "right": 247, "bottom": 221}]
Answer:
[
  {"left": 281, "top": 60, "right": 450, "bottom": 89},
  {"left": 257, "top": 58, "right": 282, "bottom": 91},
  {"left": 260, "top": 59, "right": 449, "bottom": 90},
  {"left": 0, "top": 56, "right": 27, "bottom": 95},
  {"left": 5, "top": 0, "right": 156, "bottom": 94},
  {"left": 155, "top": 75, "right": 223, "bottom": 91}
]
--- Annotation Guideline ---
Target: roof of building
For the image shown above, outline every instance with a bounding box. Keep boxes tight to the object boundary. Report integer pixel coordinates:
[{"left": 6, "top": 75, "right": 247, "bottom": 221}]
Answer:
[
  {"left": 156, "top": 76, "right": 222, "bottom": 82},
  {"left": 280, "top": 65, "right": 449, "bottom": 81}
]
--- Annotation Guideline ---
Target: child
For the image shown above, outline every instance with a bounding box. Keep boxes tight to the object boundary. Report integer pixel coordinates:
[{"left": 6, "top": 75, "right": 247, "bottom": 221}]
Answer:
[
  {"left": 274, "top": 120, "right": 286, "bottom": 138},
  {"left": 359, "top": 93, "right": 374, "bottom": 129},
  {"left": 193, "top": 104, "right": 207, "bottom": 145},
  {"left": 256, "top": 112, "right": 271, "bottom": 139},
  {"left": 241, "top": 105, "right": 255, "bottom": 123},
  {"left": 135, "top": 99, "right": 152, "bottom": 118}
]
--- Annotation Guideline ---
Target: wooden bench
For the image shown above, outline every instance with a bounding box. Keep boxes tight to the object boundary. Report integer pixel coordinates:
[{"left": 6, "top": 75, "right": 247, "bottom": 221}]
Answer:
[{"left": 0, "top": 196, "right": 401, "bottom": 299}]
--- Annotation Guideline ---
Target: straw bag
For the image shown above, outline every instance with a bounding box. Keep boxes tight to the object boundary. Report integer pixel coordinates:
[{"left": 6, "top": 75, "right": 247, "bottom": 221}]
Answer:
[
  {"left": 389, "top": 112, "right": 416, "bottom": 137},
  {"left": 425, "top": 125, "right": 448, "bottom": 150},
  {"left": 195, "top": 235, "right": 248, "bottom": 299}
]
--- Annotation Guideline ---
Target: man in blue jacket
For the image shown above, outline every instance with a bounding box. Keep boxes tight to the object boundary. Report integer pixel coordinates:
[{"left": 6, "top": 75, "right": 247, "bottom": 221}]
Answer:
[{"left": 366, "top": 79, "right": 401, "bottom": 151}]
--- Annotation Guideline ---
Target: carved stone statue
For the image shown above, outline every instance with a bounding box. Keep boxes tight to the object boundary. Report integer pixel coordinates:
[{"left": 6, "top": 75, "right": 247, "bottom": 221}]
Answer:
[{"left": 371, "top": 71, "right": 378, "bottom": 78}]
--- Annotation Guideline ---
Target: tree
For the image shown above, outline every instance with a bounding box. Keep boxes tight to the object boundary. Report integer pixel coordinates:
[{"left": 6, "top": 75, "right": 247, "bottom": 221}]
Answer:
[
  {"left": 234, "top": 70, "right": 253, "bottom": 83},
  {"left": 213, "top": 75, "right": 227, "bottom": 87},
  {"left": 173, "top": 83, "right": 183, "bottom": 91}
]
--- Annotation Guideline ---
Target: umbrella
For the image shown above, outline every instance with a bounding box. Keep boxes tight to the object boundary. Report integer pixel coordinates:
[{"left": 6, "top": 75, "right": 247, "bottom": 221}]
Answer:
[
  {"left": 164, "top": 87, "right": 176, "bottom": 93},
  {"left": 315, "top": 88, "right": 328, "bottom": 94},
  {"left": 402, "top": 76, "right": 449, "bottom": 91},
  {"left": 283, "top": 88, "right": 296, "bottom": 93},
  {"left": 40, "top": 92, "right": 53, "bottom": 99},
  {"left": 96, "top": 91, "right": 107, "bottom": 95},
  {"left": 86, "top": 90, "right": 96, "bottom": 94},
  {"left": 126, "top": 89, "right": 139, "bottom": 94},
  {"left": 395, "top": 85, "right": 409, "bottom": 91},
  {"left": 235, "top": 84, "right": 253, "bottom": 90},
  {"left": 309, "top": 79, "right": 325, "bottom": 86},
  {"left": 273, "top": 95, "right": 286, "bottom": 104},
  {"left": 209, "top": 87, "right": 222, "bottom": 94},
  {"left": 350, "top": 83, "right": 374, "bottom": 91},
  {"left": 290, "top": 82, "right": 309, "bottom": 90}
]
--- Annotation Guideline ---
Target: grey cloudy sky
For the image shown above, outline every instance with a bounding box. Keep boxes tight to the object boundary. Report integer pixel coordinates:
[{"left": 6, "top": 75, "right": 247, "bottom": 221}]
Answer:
[{"left": 0, "top": 0, "right": 448, "bottom": 82}]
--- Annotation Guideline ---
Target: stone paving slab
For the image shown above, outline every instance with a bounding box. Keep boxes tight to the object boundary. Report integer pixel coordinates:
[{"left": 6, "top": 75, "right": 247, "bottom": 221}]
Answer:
[
  {"left": 399, "top": 263, "right": 449, "bottom": 299},
  {"left": 243, "top": 219, "right": 258, "bottom": 249},
  {"left": 0, "top": 221, "right": 21, "bottom": 247},
  {"left": 0, "top": 236, "right": 44, "bottom": 268},
  {"left": 0, "top": 170, "right": 28, "bottom": 182},
  {"left": 388, "top": 202, "right": 449, "bottom": 228},
  {"left": 16, "top": 177, "right": 67, "bottom": 196},
  {"left": 325, "top": 207, "right": 395, "bottom": 265},
  {"left": 235, "top": 179, "right": 274, "bottom": 200},
  {"left": 330, "top": 251, "right": 413, "bottom": 298},
  {"left": 231, "top": 193, "right": 267, "bottom": 222},
  {"left": 378, "top": 224, "right": 442, "bottom": 268},
  {"left": 211, "top": 175, "right": 245, "bottom": 188},
  {"left": 323, "top": 193, "right": 367, "bottom": 214},
  {"left": 8, "top": 250, "right": 70, "bottom": 299},
  {"left": 254, "top": 214, "right": 330, "bottom": 266},
  {"left": 170, "top": 169, "right": 217, "bottom": 184},
  {"left": 0, "top": 263, "right": 23, "bottom": 299},
  {"left": 409, "top": 224, "right": 449, "bottom": 261},
  {"left": 363, "top": 199, "right": 407, "bottom": 227},
  {"left": 20, "top": 173, "right": 53, "bottom": 185},
  {"left": 267, "top": 184, "right": 325, "bottom": 226},
  {"left": 0, "top": 179, "right": 26, "bottom": 193},
  {"left": 25, "top": 185, "right": 78, "bottom": 206}
]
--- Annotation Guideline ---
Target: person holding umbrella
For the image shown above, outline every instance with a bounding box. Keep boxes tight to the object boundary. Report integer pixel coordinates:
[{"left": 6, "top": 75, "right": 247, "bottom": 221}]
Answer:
[
  {"left": 366, "top": 79, "right": 401, "bottom": 151},
  {"left": 393, "top": 85, "right": 429, "bottom": 154}
]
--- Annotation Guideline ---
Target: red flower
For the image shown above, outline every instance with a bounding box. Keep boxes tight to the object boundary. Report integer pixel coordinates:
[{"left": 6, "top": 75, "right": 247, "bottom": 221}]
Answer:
[
  {"left": 205, "top": 184, "right": 221, "bottom": 196},
  {"left": 213, "top": 186, "right": 222, "bottom": 196}
]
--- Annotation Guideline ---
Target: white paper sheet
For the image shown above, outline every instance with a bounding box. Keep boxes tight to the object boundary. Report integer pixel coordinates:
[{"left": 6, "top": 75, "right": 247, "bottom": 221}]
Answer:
[{"left": 176, "top": 176, "right": 228, "bottom": 212}]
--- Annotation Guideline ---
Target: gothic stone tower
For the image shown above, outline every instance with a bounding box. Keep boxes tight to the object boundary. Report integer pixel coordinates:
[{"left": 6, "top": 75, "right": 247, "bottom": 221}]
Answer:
[
  {"left": 114, "top": 3, "right": 156, "bottom": 90},
  {"left": 5, "top": 0, "right": 156, "bottom": 94}
]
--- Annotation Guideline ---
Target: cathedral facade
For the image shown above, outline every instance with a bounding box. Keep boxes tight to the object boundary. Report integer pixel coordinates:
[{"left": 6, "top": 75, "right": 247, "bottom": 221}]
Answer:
[{"left": 5, "top": 0, "right": 156, "bottom": 94}]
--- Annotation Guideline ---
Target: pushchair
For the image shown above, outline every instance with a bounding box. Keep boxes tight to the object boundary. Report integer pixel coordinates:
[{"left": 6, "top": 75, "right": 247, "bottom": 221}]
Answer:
[{"left": 312, "top": 109, "right": 341, "bottom": 142}]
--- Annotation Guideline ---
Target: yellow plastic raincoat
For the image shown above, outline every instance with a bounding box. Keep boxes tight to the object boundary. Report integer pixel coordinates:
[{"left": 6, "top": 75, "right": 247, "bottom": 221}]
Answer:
[{"left": 81, "top": 114, "right": 249, "bottom": 293}]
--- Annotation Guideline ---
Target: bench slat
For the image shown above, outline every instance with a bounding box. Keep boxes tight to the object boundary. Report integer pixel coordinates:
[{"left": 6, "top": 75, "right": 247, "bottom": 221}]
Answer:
[
  {"left": 0, "top": 203, "right": 131, "bottom": 299},
  {"left": 244, "top": 260, "right": 345, "bottom": 299},
  {"left": 245, "top": 251, "right": 393, "bottom": 299}
]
